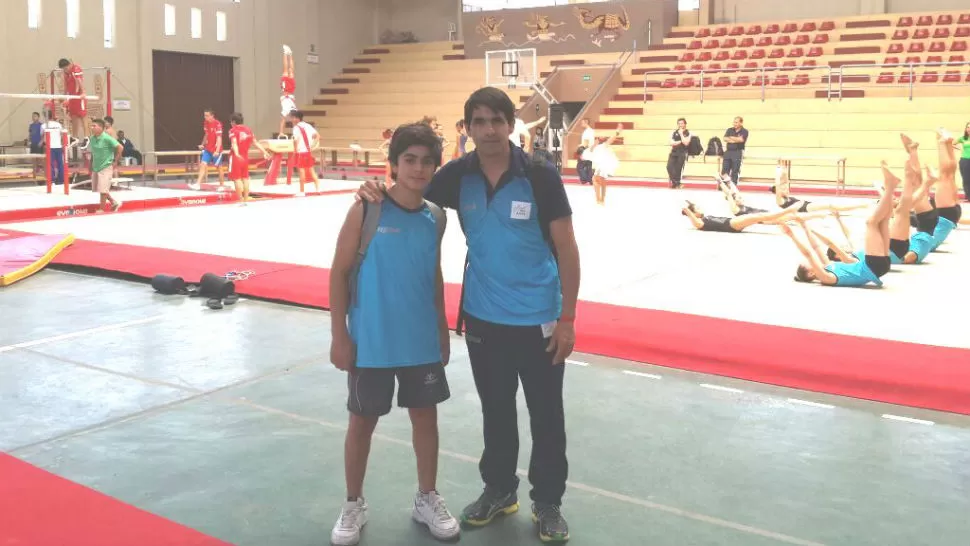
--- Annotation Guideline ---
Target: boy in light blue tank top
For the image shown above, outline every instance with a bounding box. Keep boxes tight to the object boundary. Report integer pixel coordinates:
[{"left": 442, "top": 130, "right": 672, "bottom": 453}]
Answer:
[
  {"left": 327, "top": 123, "right": 460, "bottom": 545},
  {"left": 786, "top": 162, "right": 898, "bottom": 288}
]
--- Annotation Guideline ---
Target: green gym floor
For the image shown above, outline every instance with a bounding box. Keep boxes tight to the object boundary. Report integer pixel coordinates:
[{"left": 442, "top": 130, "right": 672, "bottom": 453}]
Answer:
[{"left": 3, "top": 270, "right": 970, "bottom": 546}]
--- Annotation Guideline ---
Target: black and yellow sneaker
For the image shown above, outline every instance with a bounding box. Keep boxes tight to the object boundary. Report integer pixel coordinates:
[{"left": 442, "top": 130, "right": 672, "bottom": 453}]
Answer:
[
  {"left": 532, "top": 502, "right": 569, "bottom": 543},
  {"left": 459, "top": 487, "right": 519, "bottom": 527}
]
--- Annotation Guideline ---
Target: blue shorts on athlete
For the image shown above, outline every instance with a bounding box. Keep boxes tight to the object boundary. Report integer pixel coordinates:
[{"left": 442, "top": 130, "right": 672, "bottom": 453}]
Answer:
[{"left": 201, "top": 149, "right": 223, "bottom": 166}]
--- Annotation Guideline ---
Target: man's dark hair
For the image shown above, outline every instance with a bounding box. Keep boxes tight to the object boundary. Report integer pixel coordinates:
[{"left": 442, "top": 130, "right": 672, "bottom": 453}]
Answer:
[
  {"left": 204, "top": 108, "right": 215, "bottom": 116},
  {"left": 58, "top": 59, "right": 71, "bottom": 68},
  {"left": 32, "top": 112, "right": 40, "bottom": 117},
  {"left": 230, "top": 112, "right": 244, "bottom": 125},
  {"left": 387, "top": 123, "right": 442, "bottom": 181},
  {"left": 92, "top": 119, "right": 106, "bottom": 129},
  {"left": 677, "top": 117, "right": 687, "bottom": 124},
  {"left": 104, "top": 116, "right": 114, "bottom": 124},
  {"left": 288, "top": 110, "right": 304, "bottom": 121},
  {"left": 463, "top": 87, "right": 515, "bottom": 128}
]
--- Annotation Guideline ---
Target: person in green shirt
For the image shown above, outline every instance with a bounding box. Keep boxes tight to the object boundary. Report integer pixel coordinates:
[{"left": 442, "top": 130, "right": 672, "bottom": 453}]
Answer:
[
  {"left": 957, "top": 122, "right": 970, "bottom": 202},
  {"left": 88, "top": 119, "right": 123, "bottom": 212}
]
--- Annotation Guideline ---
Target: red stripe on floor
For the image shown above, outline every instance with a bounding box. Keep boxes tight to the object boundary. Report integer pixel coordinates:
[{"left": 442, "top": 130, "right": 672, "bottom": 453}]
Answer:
[
  {"left": 45, "top": 238, "right": 970, "bottom": 415},
  {"left": 0, "top": 453, "right": 232, "bottom": 546}
]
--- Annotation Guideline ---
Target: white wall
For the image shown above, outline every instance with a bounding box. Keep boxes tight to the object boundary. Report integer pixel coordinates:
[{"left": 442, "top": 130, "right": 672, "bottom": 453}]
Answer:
[
  {"left": 376, "top": 0, "right": 461, "bottom": 43},
  {"left": 0, "top": 0, "right": 379, "bottom": 155}
]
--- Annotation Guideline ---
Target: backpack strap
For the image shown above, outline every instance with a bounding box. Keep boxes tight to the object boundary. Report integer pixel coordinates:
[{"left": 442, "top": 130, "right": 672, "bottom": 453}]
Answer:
[{"left": 348, "top": 199, "right": 382, "bottom": 307}]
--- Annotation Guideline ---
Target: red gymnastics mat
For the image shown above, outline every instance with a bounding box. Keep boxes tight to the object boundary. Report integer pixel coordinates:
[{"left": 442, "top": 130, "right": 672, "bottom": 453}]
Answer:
[
  {"left": 47, "top": 236, "right": 970, "bottom": 416},
  {"left": 0, "top": 453, "right": 232, "bottom": 546}
]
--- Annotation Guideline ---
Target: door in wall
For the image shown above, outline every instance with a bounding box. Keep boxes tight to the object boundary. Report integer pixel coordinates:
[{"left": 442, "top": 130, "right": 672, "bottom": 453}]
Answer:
[{"left": 151, "top": 50, "right": 235, "bottom": 163}]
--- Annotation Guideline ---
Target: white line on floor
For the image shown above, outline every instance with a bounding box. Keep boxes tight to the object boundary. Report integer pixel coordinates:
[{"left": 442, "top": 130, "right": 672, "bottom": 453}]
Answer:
[
  {"left": 787, "top": 399, "right": 836, "bottom": 409},
  {"left": 882, "top": 414, "right": 935, "bottom": 425},
  {"left": 565, "top": 359, "right": 588, "bottom": 366},
  {"left": 230, "top": 397, "right": 825, "bottom": 546},
  {"left": 700, "top": 383, "right": 744, "bottom": 394},
  {"left": 0, "top": 315, "right": 166, "bottom": 354},
  {"left": 623, "top": 370, "right": 662, "bottom": 380}
]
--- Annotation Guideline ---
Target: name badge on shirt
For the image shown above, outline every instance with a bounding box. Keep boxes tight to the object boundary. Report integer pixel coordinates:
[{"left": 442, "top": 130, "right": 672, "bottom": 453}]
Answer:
[{"left": 510, "top": 201, "right": 532, "bottom": 220}]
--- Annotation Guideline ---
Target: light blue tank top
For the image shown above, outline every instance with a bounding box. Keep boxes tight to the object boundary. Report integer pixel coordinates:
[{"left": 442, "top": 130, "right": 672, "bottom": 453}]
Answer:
[
  {"left": 348, "top": 199, "right": 442, "bottom": 368},
  {"left": 931, "top": 217, "right": 956, "bottom": 251},
  {"left": 824, "top": 260, "right": 883, "bottom": 287},
  {"left": 909, "top": 231, "right": 934, "bottom": 263}
]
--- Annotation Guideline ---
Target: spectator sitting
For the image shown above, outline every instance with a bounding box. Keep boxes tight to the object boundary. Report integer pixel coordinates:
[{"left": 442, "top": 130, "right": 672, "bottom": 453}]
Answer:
[{"left": 117, "top": 131, "right": 142, "bottom": 165}]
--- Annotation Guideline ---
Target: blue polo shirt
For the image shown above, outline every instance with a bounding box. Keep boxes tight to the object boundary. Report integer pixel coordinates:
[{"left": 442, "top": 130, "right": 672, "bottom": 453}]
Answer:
[{"left": 425, "top": 147, "right": 572, "bottom": 327}]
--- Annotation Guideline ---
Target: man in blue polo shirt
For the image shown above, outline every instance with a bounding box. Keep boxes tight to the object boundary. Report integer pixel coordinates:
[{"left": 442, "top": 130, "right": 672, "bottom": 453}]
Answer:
[{"left": 357, "top": 87, "right": 580, "bottom": 543}]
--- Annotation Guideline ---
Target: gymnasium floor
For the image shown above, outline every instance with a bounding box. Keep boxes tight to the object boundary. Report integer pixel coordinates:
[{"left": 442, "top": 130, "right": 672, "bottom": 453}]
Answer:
[{"left": 3, "top": 269, "right": 969, "bottom": 546}]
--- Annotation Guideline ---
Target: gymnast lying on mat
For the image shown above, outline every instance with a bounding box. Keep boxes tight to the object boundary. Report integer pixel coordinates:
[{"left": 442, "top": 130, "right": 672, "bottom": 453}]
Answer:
[
  {"left": 770, "top": 167, "right": 869, "bottom": 214},
  {"left": 783, "top": 162, "right": 897, "bottom": 287},
  {"left": 714, "top": 176, "right": 769, "bottom": 216},
  {"left": 681, "top": 199, "right": 802, "bottom": 232}
]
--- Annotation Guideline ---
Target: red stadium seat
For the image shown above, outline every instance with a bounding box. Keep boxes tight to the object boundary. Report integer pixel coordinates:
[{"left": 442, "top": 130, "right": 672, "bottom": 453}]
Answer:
[
  {"left": 787, "top": 47, "right": 805, "bottom": 58},
  {"left": 725, "top": 62, "right": 740, "bottom": 71},
  {"left": 775, "top": 35, "right": 792, "bottom": 46},
  {"left": 783, "top": 60, "right": 798, "bottom": 68},
  {"left": 690, "top": 63, "right": 704, "bottom": 73},
  {"left": 793, "top": 74, "right": 810, "bottom": 85},
  {"left": 794, "top": 34, "right": 810, "bottom": 45},
  {"left": 807, "top": 47, "right": 823, "bottom": 57},
  {"left": 708, "top": 62, "right": 722, "bottom": 71},
  {"left": 897, "top": 16, "right": 913, "bottom": 27},
  {"left": 892, "top": 29, "right": 909, "bottom": 40},
  {"left": 751, "top": 49, "right": 766, "bottom": 59},
  {"left": 679, "top": 52, "right": 696, "bottom": 62},
  {"left": 743, "top": 61, "right": 759, "bottom": 71},
  {"left": 768, "top": 48, "right": 785, "bottom": 58},
  {"left": 948, "top": 55, "right": 966, "bottom": 62},
  {"left": 715, "top": 51, "right": 731, "bottom": 61},
  {"left": 801, "top": 59, "right": 817, "bottom": 69},
  {"left": 739, "top": 37, "right": 755, "bottom": 48},
  {"left": 933, "top": 28, "right": 950, "bottom": 39},
  {"left": 953, "top": 41, "right": 968, "bottom": 52},
  {"left": 937, "top": 15, "right": 953, "bottom": 25},
  {"left": 904, "top": 56, "right": 922, "bottom": 64},
  {"left": 764, "top": 24, "right": 780, "bottom": 34},
  {"left": 695, "top": 77, "right": 713, "bottom": 87},
  {"left": 729, "top": 26, "right": 744, "bottom": 36},
  {"left": 960, "top": 14, "right": 970, "bottom": 25},
  {"left": 713, "top": 27, "right": 728, "bottom": 37},
  {"left": 678, "top": 77, "right": 695, "bottom": 88},
  {"left": 877, "top": 72, "right": 896, "bottom": 84},
  {"left": 927, "top": 55, "right": 943, "bottom": 64},
  {"left": 888, "top": 43, "right": 904, "bottom": 54},
  {"left": 772, "top": 74, "right": 790, "bottom": 85},
  {"left": 920, "top": 71, "right": 939, "bottom": 83},
  {"left": 733, "top": 76, "right": 750, "bottom": 86},
  {"left": 694, "top": 28, "right": 710, "bottom": 38},
  {"left": 688, "top": 40, "right": 703, "bottom": 49},
  {"left": 722, "top": 38, "right": 738, "bottom": 48},
  {"left": 662, "top": 78, "right": 677, "bottom": 88},
  {"left": 883, "top": 56, "right": 900, "bottom": 65},
  {"left": 763, "top": 60, "right": 778, "bottom": 69},
  {"left": 820, "top": 21, "right": 835, "bottom": 31},
  {"left": 916, "top": 15, "right": 933, "bottom": 26},
  {"left": 943, "top": 70, "right": 962, "bottom": 82},
  {"left": 732, "top": 50, "right": 749, "bottom": 60},
  {"left": 782, "top": 23, "right": 798, "bottom": 33},
  {"left": 673, "top": 64, "right": 687, "bottom": 72},
  {"left": 698, "top": 51, "right": 713, "bottom": 62},
  {"left": 704, "top": 39, "right": 720, "bottom": 49},
  {"left": 746, "top": 25, "right": 762, "bottom": 35},
  {"left": 715, "top": 76, "right": 732, "bottom": 87},
  {"left": 913, "top": 28, "right": 930, "bottom": 40},
  {"left": 929, "top": 42, "right": 946, "bottom": 53},
  {"left": 751, "top": 75, "right": 765, "bottom": 86},
  {"left": 813, "top": 34, "right": 829, "bottom": 44},
  {"left": 899, "top": 72, "right": 914, "bottom": 84},
  {"left": 757, "top": 36, "right": 773, "bottom": 47},
  {"left": 800, "top": 22, "right": 817, "bottom": 32},
  {"left": 956, "top": 27, "right": 970, "bottom": 38}
]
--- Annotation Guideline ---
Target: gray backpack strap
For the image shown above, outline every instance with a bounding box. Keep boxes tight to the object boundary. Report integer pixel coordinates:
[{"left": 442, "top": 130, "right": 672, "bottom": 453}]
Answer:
[
  {"left": 424, "top": 200, "right": 447, "bottom": 241},
  {"left": 349, "top": 200, "right": 382, "bottom": 307}
]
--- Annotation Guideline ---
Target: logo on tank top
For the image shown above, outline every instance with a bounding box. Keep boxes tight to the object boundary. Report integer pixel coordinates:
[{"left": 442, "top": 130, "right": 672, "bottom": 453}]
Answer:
[{"left": 377, "top": 226, "right": 401, "bottom": 234}]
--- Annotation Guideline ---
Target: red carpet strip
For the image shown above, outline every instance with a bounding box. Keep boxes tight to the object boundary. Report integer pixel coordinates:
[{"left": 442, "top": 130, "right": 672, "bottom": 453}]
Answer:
[
  {"left": 43, "top": 237, "right": 970, "bottom": 415},
  {"left": 0, "top": 453, "right": 232, "bottom": 546}
]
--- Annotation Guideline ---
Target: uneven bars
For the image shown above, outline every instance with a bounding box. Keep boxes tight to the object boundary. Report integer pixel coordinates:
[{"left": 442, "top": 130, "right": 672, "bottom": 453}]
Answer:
[{"left": 0, "top": 92, "right": 101, "bottom": 100}]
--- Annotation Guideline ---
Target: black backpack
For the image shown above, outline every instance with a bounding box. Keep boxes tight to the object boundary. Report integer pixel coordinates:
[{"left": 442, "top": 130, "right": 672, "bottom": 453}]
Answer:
[
  {"left": 706, "top": 137, "right": 724, "bottom": 157},
  {"left": 687, "top": 135, "right": 703, "bottom": 157}
]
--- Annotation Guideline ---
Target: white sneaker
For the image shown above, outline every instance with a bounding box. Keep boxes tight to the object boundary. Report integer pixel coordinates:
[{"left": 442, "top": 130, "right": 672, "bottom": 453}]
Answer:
[
  {"left": 412, "top": 490, "right": 460, "bottom": 541},
  {"left": 331, "top": 498, "right": 368, "bottom": 546},
  {"left": 283, "top": 44, "right": 292, "bottom": 55},
  {"left": 188, "top": 182, "right": 201, "bottom": 191}
]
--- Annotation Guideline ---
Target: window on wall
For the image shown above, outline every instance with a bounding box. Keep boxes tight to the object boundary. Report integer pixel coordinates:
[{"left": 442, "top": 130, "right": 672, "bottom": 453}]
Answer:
[
  {"left": 216, "top": 11, "right": 227, "bottom": 42},
  {"left": 191, "top": 8, "right": 202, "bottom": 39},
  {"left": 27, "top": 0, "right": 42, "bottom": 29},
  {"left": 103, "top": 0, "right": 116, "bottom": 48},
  {"left": 164, "top": 4, "right": 176, "bottom": 36},
  {"left": 66, "top": 0, "right": 80, "bottom": 38}
]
